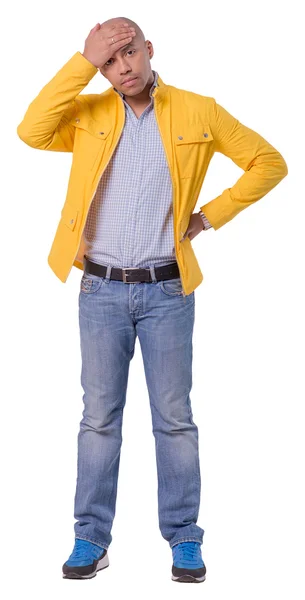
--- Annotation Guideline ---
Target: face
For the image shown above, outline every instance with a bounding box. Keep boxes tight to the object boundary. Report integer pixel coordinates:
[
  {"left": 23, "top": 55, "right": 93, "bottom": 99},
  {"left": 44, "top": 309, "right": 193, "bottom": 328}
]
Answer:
[{"left": 99, "top": 31, "right": 154, "bottom": 97}]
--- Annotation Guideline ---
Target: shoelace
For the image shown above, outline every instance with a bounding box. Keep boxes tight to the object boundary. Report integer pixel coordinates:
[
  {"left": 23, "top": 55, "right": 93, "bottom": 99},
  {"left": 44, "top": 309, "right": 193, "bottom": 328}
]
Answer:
[
  {"left": 174, "top": 542, "right": 199, "bottom": 561},
  {"left": 70, "top": 539, "right": 100, "bottom": 560}
]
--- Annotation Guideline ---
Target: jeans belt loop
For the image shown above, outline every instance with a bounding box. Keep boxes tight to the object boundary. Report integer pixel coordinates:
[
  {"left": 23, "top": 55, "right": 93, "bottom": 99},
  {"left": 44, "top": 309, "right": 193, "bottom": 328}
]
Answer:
[
  {"left": 105, "top": 264, "right": 112, "bottom": 282},
  {"left": 149, "top": 264, "right": 157, "bottom": 283}
]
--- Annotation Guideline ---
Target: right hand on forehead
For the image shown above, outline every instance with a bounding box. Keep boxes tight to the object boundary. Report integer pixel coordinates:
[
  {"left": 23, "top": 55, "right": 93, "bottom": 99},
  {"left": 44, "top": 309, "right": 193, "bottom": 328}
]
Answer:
[{"left": 82, "top": 22, "right": 136, "bottom": 69}]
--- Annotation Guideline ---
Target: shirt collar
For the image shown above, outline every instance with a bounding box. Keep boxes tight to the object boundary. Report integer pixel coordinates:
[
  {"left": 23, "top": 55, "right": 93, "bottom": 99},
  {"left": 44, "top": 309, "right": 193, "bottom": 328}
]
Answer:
[{"left": 113, "top": 69, "right": 159, "bottom": 100}]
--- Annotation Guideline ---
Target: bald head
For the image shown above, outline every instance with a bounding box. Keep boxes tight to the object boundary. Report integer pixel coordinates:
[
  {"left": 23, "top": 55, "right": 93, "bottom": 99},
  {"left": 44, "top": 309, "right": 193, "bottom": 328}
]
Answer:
[
  {"left": 98, "top": 17, "right": 154, "bottom": 98},
  {"left": 101, "top": 16, "right": 145, "bottom": 44}
]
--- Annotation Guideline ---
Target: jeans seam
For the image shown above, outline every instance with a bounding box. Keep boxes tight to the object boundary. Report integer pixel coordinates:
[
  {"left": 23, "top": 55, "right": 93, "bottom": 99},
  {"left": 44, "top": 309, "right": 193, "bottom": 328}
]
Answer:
[{"left": 75, "top": 535, "right": 109, "bottom": 550}]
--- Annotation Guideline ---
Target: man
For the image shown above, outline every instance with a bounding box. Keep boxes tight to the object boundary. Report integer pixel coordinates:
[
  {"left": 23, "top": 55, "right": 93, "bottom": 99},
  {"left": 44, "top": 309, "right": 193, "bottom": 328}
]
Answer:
[{"left": 17, "top": 16, "right": 288, "bottom": 583}]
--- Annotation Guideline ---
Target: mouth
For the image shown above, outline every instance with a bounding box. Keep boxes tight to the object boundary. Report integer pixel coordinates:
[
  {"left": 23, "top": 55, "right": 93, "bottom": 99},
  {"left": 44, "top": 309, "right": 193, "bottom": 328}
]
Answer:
[{"left": 122, "top": 77, "right": 138, "bottom": 86}]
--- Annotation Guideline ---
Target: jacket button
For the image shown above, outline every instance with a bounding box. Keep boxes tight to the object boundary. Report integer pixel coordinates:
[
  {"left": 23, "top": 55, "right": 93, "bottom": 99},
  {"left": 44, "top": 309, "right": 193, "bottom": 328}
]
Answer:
[
  {"left": 75, "top": 118, "right": 80, "bottom": 123},
  {"left": 203, "top": 133, "right": 208, "bottom": 138},
  {"left": 178, "top": 135, "right": 183, "bottom": 140}
]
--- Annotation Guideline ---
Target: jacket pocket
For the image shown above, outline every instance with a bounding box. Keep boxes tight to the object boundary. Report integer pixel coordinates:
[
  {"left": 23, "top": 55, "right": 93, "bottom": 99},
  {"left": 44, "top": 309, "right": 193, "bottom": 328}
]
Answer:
[
  {"left": 69, "top": 115, "right": 112, "bottom": 173},
  {"left": 61, "top": 202, "right": 79, "bottom": 232},
  {"left": 174, "top": 124, "right": 214, "bottom": 178},
  {"left": 69, "top": 111, "right": 112, "bottom": 139}
]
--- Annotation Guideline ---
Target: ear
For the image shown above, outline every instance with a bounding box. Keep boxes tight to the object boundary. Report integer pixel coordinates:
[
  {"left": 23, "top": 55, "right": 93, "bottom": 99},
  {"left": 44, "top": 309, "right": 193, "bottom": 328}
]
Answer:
[{"left": 146, "top": 40, "right": 154, "bottom": 59}]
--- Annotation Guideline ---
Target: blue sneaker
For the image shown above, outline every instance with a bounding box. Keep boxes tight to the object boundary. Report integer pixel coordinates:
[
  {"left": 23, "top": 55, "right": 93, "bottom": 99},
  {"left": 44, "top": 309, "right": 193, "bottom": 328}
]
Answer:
[
  {"left": 171, "top": 541, "right": 206, "bottom": 583},
  {"left": 62, "top": 538, "right": 109, "bottom": 579}
]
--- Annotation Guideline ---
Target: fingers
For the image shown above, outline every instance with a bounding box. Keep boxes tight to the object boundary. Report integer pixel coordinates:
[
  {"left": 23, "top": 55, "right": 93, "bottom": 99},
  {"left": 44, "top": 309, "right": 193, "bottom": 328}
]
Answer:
[
  {"left": 90, "top": 23, "right": 100, "bottom": 32},
  {"left": 109, "top": 31, "right": 136, "bottom": 46},
  {"left": 106, "top": 24, "right": 135, "bottom": 38},
  {"left": 110, "top": 23, "right": 133, "bottom": 31},
  {"left": 108, "top": 24, "right": 136, "bottom": 42}
]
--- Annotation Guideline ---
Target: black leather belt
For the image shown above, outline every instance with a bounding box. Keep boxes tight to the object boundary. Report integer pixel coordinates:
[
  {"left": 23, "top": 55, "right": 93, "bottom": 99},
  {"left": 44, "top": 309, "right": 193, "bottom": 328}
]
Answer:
[{"left": 83, "top": 256, "right": 180, "bottom": 283}]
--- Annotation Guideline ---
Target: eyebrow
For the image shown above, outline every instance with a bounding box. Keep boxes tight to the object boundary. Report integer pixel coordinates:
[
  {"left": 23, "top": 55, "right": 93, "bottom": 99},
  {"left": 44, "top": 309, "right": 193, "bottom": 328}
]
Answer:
[
  {"left": 109, "top": 41, "right": 135, "bottom": 59},
  {"left": 120, "top": 41, "right": 136, "bottom": 51}
]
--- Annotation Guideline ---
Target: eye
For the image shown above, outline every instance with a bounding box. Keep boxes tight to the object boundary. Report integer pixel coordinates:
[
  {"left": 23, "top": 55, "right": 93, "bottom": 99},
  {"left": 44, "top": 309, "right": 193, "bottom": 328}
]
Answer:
[{"left": 104, "top": 49, "right": 135, "bottom": 67}]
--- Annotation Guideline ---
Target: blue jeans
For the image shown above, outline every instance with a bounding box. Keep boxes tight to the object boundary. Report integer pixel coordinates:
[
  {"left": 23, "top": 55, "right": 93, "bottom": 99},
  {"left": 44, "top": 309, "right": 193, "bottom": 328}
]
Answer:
[{"left": 74, "top": 262, "right": 204, "bottom": 550}]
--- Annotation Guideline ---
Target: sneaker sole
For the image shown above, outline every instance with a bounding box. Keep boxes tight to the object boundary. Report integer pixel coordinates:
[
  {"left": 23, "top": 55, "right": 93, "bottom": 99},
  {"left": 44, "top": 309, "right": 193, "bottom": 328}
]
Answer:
[
  {"left": 62, "top": 552, "right": 109, "bottom": 579},
  {"left": 172, "top": 573, "right": 206, "bottom": 583}
]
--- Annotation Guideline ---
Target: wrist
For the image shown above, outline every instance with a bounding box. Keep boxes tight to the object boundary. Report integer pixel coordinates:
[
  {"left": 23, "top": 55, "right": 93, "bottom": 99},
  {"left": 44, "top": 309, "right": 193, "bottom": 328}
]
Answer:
[
  {"left": 199, "top": 210, "right": 212, "bottom": 230},
  {"left": 198, "top": 210, "right": 205, "bottom": 230},
  {"left": 81, "top": 52, "right": 98, "bottom": 68}
]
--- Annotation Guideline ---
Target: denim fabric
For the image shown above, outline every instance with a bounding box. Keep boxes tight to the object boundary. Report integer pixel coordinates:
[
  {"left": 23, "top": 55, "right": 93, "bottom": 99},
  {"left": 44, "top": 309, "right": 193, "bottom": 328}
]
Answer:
[{"left": 73, "top": 264, "right": 204, "bottom": 549}]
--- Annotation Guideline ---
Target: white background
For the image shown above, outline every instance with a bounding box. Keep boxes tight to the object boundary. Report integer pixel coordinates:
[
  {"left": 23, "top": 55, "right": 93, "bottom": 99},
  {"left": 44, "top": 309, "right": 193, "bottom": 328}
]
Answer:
[{"left": 2, "top": 0, "right": 304, "bottom": 597}]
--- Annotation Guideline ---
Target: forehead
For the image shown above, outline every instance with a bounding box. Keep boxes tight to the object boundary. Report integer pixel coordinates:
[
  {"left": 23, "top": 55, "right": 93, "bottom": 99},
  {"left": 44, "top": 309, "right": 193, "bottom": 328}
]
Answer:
[{"left": 110, "top": 39, "right": 137, "bottom": 57}]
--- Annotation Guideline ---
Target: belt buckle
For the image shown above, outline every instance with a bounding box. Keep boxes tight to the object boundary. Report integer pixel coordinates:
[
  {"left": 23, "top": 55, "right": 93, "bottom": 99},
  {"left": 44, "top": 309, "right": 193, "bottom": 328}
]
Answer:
[{"left": 122, "top": 267, "right": 139, "bottom": 283}]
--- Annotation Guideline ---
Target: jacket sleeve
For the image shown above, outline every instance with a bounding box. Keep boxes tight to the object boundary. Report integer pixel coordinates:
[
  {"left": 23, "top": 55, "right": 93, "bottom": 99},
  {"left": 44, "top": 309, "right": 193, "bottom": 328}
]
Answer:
[
  {"left": 16, "top": 51, "right": 98, "bottom": 152},
  {"left": 199, "top": 99, "right": 288, "bottom": 230}
]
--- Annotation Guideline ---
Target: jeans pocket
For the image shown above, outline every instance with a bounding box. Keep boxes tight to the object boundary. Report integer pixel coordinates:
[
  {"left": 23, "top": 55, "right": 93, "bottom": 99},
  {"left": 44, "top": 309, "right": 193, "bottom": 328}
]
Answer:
[
  {"left": 80, "top": 272, "right": 103, "bottom": 294},
  {"left": 160, "top": 277, "right": 184, "bottom": 296}
]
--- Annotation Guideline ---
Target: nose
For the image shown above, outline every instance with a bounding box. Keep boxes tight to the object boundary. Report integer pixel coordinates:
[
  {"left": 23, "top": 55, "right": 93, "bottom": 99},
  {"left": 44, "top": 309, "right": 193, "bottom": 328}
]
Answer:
[{"left": 118, "top": 57, "right": 132, "bottom": 74}]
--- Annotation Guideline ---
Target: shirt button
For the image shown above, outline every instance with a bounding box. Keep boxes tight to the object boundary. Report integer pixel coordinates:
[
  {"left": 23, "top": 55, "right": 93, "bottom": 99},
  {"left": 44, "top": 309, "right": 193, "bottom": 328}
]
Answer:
[
  {"left": 75, "top": 118, "right": 80, "bottom": 123},
  {"left": 70, "top": 219, "right": 74, "bottom": 224},
  {"left": 203, "top": 133, "right": 209, "bottom": 138},
  {"left": 99, "top": 132, "right": 104, "bottom": 135},
  {"left": 178, "top": 135, "right": 183, "bottom": 140}
]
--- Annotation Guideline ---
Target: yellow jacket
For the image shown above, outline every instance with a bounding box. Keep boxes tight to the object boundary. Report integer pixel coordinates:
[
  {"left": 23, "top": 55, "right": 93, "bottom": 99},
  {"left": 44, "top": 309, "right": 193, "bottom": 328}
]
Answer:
[{"left": 17, "top": 51, "right": 288, "bottom": 295}]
